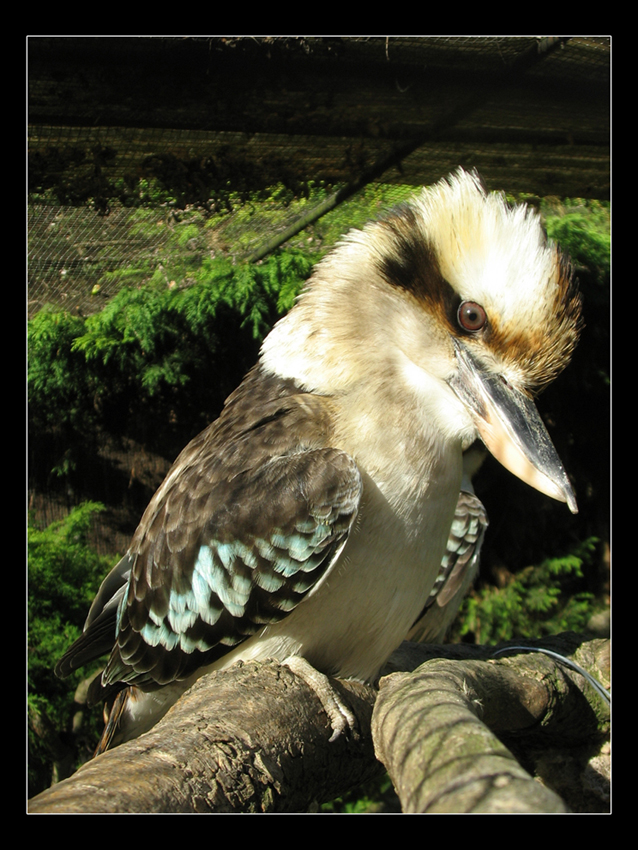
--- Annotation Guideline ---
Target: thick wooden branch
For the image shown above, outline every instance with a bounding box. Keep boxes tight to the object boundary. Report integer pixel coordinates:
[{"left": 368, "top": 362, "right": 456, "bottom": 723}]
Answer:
[
  {"left": 28, "top": 634, "right": 609, "bottom": 814},
  {"left": 28, "top": 660, "right": 381, "bottom": 813},
  {"left": 374, "top": 634, "right": 610, "bottom": 813}
]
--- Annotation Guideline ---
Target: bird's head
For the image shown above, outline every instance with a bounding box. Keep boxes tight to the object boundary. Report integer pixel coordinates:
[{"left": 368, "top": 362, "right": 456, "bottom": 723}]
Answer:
[{"left": 261, "top": 169, "right": 582, "bottom": 512}]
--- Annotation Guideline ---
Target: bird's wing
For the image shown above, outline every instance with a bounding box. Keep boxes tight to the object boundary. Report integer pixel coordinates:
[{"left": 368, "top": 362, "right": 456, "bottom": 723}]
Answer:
[
  {"left": 407, "top": 487, "right": 488, "bottom": 644},
  {"left": 56, "top": 368, "right": 362, "bottom": 691}
]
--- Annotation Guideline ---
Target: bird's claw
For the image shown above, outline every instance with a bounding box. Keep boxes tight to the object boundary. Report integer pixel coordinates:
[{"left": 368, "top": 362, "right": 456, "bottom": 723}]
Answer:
[{"left": 283, "top": 656, "right": 357, "bottom": 741}]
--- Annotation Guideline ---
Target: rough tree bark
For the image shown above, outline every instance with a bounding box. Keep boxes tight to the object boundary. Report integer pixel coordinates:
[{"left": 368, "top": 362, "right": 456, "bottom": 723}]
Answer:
[
  {"left": 28, "top": 633, "right": 609, "bottom": 814},
  {"left": 376, "top": 634, "right": 610, "bottom": 812}
]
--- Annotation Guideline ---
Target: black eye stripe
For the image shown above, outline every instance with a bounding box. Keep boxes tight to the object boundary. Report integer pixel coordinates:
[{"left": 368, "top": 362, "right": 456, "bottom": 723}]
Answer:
[{"left": 457, "top": 301, "right": 487, "bottom": 332}]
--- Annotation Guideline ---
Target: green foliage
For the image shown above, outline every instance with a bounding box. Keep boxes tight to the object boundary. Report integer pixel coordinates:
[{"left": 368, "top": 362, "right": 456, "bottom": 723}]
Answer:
[
  {"left": 28, "top": 502, "right": 111, "bottom": 622},
  {"left": 27, "top": 311, "right": 108, "bottom": 480},
  {"left": 72, "top": 285, "right": 190, "bottom": 395},
  {"left": 28, "top": 503, "right": 117, "bottom": 793},
  {"left": 321, "top": 773, "right": 397, "bottom": 813},
  {"left": 28, "top": 311, "right": 98, "bottom": 437},
  {"left": 457, "top": 538, "right": 600, "bottom": 645},
  {"left": 288, "top": 182, "right": 418, "bottom": 254},
  {"left": 28, "top": 243, "right": 316, "bottom": 472},
  {"left": 70, "top": 248, "right": 313, "bottom": 375},
  {"left": 544, "top": 200, "right": 610, "bottom": 286}
]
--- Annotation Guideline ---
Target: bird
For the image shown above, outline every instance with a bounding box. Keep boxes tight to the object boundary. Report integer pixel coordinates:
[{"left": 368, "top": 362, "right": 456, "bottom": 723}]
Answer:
[{"left": 55, "top": 169, "right": 582, "bottom": 752}]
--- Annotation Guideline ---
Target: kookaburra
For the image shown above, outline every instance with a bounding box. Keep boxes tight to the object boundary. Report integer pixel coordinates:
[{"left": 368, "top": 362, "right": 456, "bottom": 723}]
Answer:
[{"left": 56, "top": 169, "right": 581, "bottom": 751}]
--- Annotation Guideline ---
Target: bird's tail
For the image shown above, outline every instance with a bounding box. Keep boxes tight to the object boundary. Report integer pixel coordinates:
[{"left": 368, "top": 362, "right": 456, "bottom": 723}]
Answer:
[{"left": 94, "top": 687, "right": 133, "bottom": 756}]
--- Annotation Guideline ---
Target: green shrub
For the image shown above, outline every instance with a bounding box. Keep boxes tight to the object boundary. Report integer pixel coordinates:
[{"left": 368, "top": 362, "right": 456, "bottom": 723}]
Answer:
[
  {"left": 457, "top": 537, "right": 601, "bottom": 645},
  {"left": 28, "top": 502, "right": 117, "bottom": 794}
]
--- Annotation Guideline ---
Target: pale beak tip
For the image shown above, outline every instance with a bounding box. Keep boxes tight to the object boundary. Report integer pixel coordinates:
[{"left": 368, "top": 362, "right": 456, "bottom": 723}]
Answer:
[{"left": 566, "top": 490, "right": 579, "bottom": 515}]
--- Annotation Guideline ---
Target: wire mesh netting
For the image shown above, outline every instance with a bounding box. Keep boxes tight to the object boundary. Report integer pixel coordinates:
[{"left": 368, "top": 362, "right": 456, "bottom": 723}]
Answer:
[
  {"left": 28, "top": 36, "right": 609, "bottom": 318},
  {"left": 28, "top": 181, "right": 425, "bottom": 318}
]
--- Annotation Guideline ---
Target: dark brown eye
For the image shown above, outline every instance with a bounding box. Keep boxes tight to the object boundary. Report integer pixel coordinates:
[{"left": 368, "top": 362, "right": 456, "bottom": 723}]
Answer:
[{"left": 457, "top": 301, "right": 487, "bottom": 332}]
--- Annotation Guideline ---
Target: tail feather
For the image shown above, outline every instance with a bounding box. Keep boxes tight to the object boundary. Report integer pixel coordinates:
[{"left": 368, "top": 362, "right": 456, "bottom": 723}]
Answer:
[
  {"left": 55, "top": 554, "right": 132, "bottom": 679},
  {"left": 54, "top": 608, "right": 118, "bottom": 679},
  {"left": 94, "top": 688, "right": 132, "bottom": 756}
]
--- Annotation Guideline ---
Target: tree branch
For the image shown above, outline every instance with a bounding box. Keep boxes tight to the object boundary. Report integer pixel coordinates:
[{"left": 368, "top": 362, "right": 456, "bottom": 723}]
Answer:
[
  {"left": 28, "top": 634, "right": 609, "bottom": 813},
  {"left": 28, "top": 660, "right": 381, "bottom": 813},
  {"left": 375, "top": 634, "right": 610, "bottom": 813}
]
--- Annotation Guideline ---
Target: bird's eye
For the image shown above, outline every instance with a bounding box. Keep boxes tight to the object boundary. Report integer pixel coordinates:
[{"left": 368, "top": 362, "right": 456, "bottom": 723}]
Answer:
[{"left": 457, "top": 301, "right": 487, "bottom": 332}]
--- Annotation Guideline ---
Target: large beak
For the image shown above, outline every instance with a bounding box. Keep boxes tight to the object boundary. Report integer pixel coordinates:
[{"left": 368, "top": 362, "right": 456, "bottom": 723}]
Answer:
[{"left": 449, "top": 338, "right": 578, "bottom": 514}]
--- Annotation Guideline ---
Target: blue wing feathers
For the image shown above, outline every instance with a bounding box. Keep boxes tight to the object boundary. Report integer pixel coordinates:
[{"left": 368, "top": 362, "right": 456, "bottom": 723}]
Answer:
[{"left": 56, "top": 367, "right": 362, "bottom": 693}]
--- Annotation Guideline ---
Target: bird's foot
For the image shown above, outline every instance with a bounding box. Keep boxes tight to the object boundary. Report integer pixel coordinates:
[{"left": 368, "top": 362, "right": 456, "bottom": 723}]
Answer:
[{"left": 283, "top": 656, "right": 357, "bottom": 742}]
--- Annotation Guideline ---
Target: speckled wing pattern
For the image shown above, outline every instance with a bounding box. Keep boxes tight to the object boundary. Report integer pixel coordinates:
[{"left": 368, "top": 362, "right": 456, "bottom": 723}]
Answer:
[
  {"left": 407, "top": 488, "right": 488, "bottom": 644},
  {"left": 57, "top": 367, "right": 362, "bottom": 693}
]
